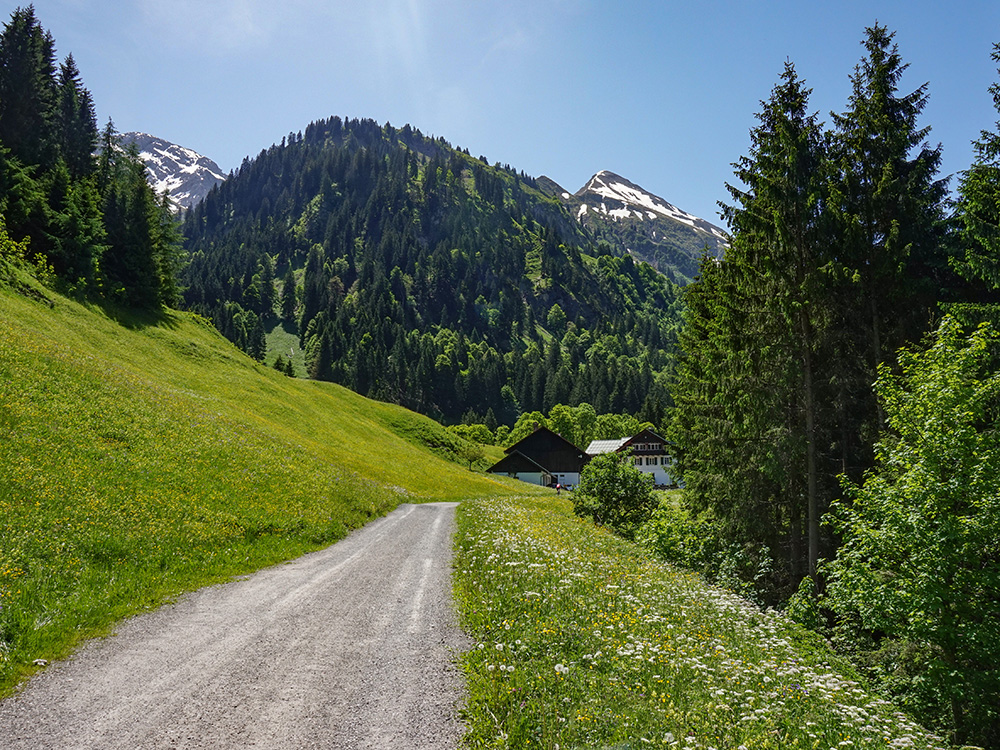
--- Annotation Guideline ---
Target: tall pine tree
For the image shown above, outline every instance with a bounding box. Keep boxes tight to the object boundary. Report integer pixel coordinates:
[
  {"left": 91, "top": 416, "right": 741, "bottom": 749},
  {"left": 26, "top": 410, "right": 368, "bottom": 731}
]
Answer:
[
  {"left": 952, "top": 42, "right": 1000, "bottom": 328},
  {"left": 830, "top": 23, "right": 949, "bottom": 433},
  {"left": 673, "top": 63, "right": 835, "bottom": 597},
  {"left": 0, "top": 6, "right": 58, "bottom": 171},
  {"left": 57, "top": 54, "right": 97, "bottom": 179},
  {"left": 719, "top": 62, "right": 833, "bottom": 583}
]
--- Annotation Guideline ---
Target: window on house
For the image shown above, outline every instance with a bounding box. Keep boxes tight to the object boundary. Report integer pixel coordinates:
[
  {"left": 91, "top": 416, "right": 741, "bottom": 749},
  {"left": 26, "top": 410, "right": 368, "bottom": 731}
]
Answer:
[
  {"left": 646, "top": 457, "right": 655, "bottom": 466},
  {"left": 634, "top": 457, "right": 641, "bottom": 466},
  {"left": 660, "top": 457, "right": 669, "bottom": 465}
]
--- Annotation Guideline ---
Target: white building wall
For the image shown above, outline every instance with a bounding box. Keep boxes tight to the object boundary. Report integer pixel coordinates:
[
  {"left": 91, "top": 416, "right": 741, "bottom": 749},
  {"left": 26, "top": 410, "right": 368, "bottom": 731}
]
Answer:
[
  {"left": 631, "top": 456, "right": 676, "bottom": 487},
  {"left": 551, "top": 472, "right": 580, "bottom": 488},
  {"left": 512, "top": 472, "right": 546, "bottom": 485}
]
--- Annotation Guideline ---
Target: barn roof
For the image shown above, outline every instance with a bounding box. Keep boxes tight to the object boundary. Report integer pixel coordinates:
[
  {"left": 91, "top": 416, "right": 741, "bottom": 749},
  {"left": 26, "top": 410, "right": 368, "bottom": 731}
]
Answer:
[{"left": 487, "top": 450, "right": 549, "bottom": 475}]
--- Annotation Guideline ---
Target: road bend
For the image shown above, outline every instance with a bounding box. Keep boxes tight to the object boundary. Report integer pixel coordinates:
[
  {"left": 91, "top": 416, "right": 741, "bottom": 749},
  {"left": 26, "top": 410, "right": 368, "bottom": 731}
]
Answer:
[{"left": 0, "top": 502, "right": 470, "bottom": 749}]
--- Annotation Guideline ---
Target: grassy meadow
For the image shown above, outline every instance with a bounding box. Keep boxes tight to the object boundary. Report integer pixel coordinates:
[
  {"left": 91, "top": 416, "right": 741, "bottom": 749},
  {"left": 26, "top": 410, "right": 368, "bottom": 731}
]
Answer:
[
  {"left": 453, "top": 496, "right": 948, "bottom": 749},
  {"left": 0, "top": 273, "right": 532, "bottom": 696}
]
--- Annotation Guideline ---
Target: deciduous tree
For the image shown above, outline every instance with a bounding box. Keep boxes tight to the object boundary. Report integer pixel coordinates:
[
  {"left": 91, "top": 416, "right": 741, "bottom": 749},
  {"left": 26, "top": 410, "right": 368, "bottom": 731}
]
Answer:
[{"left": 825, "top": 316, "right": 1000, "bottom": 745}]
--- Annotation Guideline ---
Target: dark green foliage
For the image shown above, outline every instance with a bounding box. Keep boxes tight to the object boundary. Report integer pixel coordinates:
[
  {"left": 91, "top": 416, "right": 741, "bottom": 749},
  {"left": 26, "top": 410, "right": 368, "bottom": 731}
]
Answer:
[
  {"left": 951, "top": 43, "right": 1000, "bottom": 328},
  {"left": 0, "top": 6, "right": 58, "bottom": 171},
  {"left": 832, "top": 25, "right": 950, "bottom": 345},
  {"left": 672, "top": 27, "right": 952, "bottom": 605},
  {"left": 272, "top": 353, "right": 295, "bottom": 376},
  {"left": 0, "top": 7, "right": 181, "bottom": 307},
  {"left": 181, "top": 116, "right": 682, "bottom": 423},
  {"left": 571, "top": 450, "right": 656, "bottom": 540},
  {"left": 57, "top": 54, "right": 97, "bottom": 179},
  {"left": 98, "top": 126, "right": 184, "bottom": 308},
  {"left": 828, "top": 26, "right": 951, "bottom": 448},
  {"left": 668, "top": 25, "right": 1000, "bottom": 745},
  {"left": 673, "top": 63, "right": 837, "bottom": 601},
  {"left": 280, "top": 265, "right": 296, "bottom": 321}
]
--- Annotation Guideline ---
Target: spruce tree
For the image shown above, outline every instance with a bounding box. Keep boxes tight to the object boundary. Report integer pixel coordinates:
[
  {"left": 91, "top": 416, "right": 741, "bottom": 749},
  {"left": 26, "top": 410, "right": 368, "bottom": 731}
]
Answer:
[
  {"left": 673, "top": 63, "right": 834, "bottom": 595},
  {"left": 98, "top": 123, "right": 183, "bottom": 308},
  {"left": 57, "top": 54, "right": 97, "bottom": 178},
  {"left": 952, "top": 42, "right": 1000, "bottom": 327},
  {"left": 0, "top": 6, "right": 58, "bottom": 170},
  {"left": 830, "top": 24, "right": 948, "bottom": 418},
  {"left": 280, "top": 266, "right": 297, "bottom": 321},
  {"left": 719, "top": 61, "right": 833, "bottom": 582}
]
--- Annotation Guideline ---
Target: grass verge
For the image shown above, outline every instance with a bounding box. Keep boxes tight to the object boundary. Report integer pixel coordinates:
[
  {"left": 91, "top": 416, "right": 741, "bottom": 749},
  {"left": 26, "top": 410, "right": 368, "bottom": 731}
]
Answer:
[{"left": 453, "top": 496, "right": 948, "bottom": 749}]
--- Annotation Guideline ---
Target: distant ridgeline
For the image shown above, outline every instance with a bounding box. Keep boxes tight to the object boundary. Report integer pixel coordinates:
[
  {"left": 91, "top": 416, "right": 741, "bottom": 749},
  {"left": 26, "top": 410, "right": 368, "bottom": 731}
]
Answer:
[{"left": 181, "top": 117, "right": 684, "bottom": 425}]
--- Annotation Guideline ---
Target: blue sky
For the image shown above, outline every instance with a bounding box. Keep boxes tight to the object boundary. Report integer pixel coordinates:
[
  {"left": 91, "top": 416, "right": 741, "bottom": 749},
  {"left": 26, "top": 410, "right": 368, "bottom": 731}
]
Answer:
[{"left": 20, "top": 0, "right": 1000, "bottom": 226}]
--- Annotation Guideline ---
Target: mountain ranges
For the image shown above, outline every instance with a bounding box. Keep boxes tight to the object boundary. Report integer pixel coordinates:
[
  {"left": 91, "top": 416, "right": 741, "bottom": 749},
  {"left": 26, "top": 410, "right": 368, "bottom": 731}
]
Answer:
[{"left": 178, "top": 117, "right": 721, "bottom": 425}]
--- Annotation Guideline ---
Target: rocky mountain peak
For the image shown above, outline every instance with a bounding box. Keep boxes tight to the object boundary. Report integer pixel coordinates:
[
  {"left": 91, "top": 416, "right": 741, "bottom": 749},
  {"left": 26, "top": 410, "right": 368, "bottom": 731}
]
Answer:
[
  {"left": 539, "top": 170, "right": 727, "bottom": 284},
  {"left": 576, "top": 170, "right": 728, "bottom": 243},
  {"left": 121, "top": 132, "right": 226, "bottom": 212}
]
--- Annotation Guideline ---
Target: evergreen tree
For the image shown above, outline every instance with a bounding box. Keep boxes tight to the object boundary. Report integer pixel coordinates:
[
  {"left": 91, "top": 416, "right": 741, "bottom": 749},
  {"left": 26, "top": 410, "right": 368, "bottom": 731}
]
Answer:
[
  {"left": 44, "top": 156, "right": 105, "bottom": 285},
  {"left": 154, "top": 191, "right": 185, "bottom": 305},
  {"left": 673, "top": 63, "right": 835, "bottom": 595},
  {"left": 718, "top": 61, "right": 833, "bottom": 583},
  {"left": 952, "top": 42, "right": 1000, "bottom": 328},
  {"left": 57, "top": 54, "right": 97, "bottom": 178},
  {"left": 98, "top": 122, "right": 183, "bottom": 308},
  {"left": 280, "top": 266, "right": 297, "bottom": 321},
  {"left": 830, "top": 24, "right": 949, "bottom": 425},
  {"left": 0, "top": 6, "right": 58, "bottom": 170}
]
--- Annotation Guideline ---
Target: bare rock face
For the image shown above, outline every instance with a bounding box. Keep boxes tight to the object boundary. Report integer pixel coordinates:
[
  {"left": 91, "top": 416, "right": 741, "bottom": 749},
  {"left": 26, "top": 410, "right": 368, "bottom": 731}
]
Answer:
[{"left": 121, "top": 132, "right": 226, "bottom": 212}]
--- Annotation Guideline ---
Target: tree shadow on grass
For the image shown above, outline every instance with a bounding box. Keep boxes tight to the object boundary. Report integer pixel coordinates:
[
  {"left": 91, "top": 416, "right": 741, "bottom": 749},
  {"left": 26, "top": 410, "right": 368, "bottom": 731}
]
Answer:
[{"left": 89, "top": 297, "right": 183, "bottom": 331}]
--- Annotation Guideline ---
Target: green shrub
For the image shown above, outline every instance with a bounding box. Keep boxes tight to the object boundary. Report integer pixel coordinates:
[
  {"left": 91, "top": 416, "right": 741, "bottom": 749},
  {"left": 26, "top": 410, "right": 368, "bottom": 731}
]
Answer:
[
  {"left": 571, "top": 451, "right": 656, "bottom": 540},
  {"left": 634, "top": 492, "right": 721, "bottom": 573}
]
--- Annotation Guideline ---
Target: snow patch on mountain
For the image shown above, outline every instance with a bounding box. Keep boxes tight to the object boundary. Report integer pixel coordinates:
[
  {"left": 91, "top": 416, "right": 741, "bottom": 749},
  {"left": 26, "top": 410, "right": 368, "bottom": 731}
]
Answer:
[
  {"left": 578, "top": 170, "right": 727, "bottom": 242},
  {"left": 122, "top": 132, "right": 226, "bottom": 212}
]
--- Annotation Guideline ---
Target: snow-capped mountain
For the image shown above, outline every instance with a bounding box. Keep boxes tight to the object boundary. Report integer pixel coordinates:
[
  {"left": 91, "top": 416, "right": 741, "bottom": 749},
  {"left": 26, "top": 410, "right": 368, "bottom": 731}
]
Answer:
[
  {"left": 121, "top": 132, "right": 226, "bottom": 212},
  {"left": 577, "top": 171, "right": 727, "bottom": 243},
  {"left": 539, "top": 170, "right": 727, "bottom": 284}
]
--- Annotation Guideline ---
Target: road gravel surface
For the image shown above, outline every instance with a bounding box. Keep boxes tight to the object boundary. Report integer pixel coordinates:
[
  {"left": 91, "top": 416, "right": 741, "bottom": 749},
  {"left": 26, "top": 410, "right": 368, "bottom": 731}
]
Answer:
[{"left": 0, "top": 502, "right": 470, "bottom": 749}]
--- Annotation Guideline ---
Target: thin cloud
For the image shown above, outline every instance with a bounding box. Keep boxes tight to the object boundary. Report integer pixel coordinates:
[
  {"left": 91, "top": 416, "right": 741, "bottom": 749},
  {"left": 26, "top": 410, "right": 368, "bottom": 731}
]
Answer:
[
  {"left": 488, "top": 28, "right": 529, "bottom": 56},
  {"left": 135, "top": 0, "right": 295, "bottom": 52}
]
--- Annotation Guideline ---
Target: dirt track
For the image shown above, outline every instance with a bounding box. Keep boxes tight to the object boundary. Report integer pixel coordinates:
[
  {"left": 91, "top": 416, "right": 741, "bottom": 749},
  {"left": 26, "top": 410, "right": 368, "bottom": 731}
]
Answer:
[{"left": 0, "top": 502, "right": 469, "bottom": 749}]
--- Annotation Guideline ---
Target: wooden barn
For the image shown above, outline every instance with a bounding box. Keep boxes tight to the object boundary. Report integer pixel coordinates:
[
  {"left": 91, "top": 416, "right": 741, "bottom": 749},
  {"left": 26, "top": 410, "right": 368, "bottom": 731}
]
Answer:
[{"left": 487, "top": 426, "right": 589, "bottom": 487}]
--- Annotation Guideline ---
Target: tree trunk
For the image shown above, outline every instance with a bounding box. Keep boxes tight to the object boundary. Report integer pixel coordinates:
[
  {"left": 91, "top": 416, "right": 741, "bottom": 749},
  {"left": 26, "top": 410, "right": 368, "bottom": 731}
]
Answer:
[
  {"left": 869, "top": 281, "right": 886, "bottom": 429},
  {"left": 799, "top": 308, "right": 819, "bottom": 583}
]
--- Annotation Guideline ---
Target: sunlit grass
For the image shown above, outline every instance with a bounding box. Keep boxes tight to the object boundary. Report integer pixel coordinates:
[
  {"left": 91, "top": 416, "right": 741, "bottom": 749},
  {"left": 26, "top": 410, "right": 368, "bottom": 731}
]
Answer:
[
  {"left": 264, "top": 317, "right": 306, "bottom": 376},
  {"left": 453, "top": 496, "right": 948, "bottom": 749},
  {"left": 0, "top": 279, "right": 535, "bottom": 696}
]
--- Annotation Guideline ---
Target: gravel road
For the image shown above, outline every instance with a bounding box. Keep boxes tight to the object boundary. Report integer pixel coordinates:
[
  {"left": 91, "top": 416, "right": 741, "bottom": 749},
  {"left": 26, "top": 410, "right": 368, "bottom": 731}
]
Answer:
[{"left": 0, "top": 502, "right": 470, "bottom": 749}]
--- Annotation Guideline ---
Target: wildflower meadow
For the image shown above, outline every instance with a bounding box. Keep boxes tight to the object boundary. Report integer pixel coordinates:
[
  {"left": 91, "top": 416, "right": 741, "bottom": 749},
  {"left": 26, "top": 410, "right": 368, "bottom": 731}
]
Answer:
[{"left": 453, "top": 496, "right": 949, "bottom": 749}]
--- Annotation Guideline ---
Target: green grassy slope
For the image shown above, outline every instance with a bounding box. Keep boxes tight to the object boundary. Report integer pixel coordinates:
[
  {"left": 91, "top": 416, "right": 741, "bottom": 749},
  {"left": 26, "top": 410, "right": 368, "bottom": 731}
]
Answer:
[{"left": 0, "top": 275, "right": 540, "bottom": 696}]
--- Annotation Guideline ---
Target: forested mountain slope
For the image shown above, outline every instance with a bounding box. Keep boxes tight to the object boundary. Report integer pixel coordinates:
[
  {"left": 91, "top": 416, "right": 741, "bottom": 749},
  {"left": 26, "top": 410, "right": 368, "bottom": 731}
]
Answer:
[{"left": 182, "top": 117, "right": 683, "bottom": 424}]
